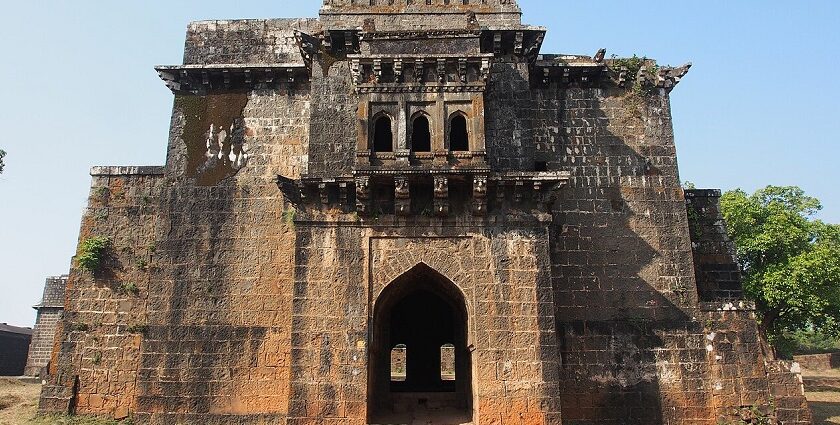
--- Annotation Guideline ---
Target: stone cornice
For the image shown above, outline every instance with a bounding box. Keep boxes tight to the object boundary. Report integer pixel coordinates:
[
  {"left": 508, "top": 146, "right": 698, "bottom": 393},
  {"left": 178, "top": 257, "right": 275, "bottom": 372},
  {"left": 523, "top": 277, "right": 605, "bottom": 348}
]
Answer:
[
  {"left": 155, "top": 64, "right": 310, "bottom": 95},
  {"left": 90, "top": 166, "right": 165, "bottom": 177},
  {"left": 533, "top": 53, "right": 692, "bottom": 91}
]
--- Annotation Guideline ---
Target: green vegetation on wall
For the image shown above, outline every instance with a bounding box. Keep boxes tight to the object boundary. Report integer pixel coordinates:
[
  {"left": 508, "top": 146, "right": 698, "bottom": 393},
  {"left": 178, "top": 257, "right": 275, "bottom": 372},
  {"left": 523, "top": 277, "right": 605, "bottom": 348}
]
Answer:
[{"left": 77, "top": 236, "right": 111, "bottom": 273}]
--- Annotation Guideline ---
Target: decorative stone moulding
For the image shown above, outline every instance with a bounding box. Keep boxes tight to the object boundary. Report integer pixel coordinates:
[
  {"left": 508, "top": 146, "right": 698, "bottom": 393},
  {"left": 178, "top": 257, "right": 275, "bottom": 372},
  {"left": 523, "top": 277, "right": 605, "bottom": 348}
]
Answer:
[
  {"left": 349, "top": 54, "right": 494, "bottom": 93},
  {"left": 286, "top": 170, "right": 569, "bottom": 218},
  {"left": 480, "top": 28, "right": 546, "bottom": 60},
  {"left": 533, "top": 53, "right": 691, "bottom": 91},
  {"left": 322, "top": 29, "right": 362, "bottom": 54},
  {"left": 156, "top": 64, "right": 309, "bottom": 95}
]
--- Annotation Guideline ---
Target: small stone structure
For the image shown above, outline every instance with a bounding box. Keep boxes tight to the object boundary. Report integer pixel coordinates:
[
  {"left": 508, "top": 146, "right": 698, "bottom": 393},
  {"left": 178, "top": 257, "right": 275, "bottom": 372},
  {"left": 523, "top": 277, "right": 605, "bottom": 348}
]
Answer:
[
  {"left": 0, "top": 323, "right": 33, "bottom": 376},
  {"left": 25, "top": 275, "right": 68, "bottom": 378},
  {"left": 40, "top": 1, "right": 814, "bottom": 424},
  {"left": 794, "top": 353, "right": 840, "bottom": 372}
]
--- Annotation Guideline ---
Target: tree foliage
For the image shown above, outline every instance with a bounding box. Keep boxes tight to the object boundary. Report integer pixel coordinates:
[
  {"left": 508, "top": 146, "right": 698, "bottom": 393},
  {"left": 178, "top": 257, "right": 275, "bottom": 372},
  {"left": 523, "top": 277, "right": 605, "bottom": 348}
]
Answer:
[
  {"left": 0, "top": 149, "right": 5, "bottom": 174},
  {"left": 721, "top": 186, "right": 840, "bottom": 352}
]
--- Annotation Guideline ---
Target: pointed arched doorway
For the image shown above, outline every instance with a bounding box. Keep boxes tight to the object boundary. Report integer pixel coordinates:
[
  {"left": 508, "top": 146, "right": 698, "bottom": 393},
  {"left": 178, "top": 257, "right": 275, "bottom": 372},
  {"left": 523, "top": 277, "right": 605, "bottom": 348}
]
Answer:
[{"left": 368, "top": 263, "right": 473, "bottom": 424}]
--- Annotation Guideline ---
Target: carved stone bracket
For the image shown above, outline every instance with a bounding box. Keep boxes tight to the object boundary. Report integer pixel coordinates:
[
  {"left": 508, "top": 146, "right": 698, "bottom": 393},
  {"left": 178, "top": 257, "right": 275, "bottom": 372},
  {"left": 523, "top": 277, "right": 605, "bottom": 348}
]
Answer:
[
  {"left": 351, "top": 59, "right": 362, "bottom": 85},
  {"left": 533, "top": 181, "right": 545, "bottom": 211},
  {"left": 513, "top": 181, "right": 525, "bottom": 204},
  {"left": 339, "top": 182, "right": 349, "bottom": 212},
  {"left": 356, "top": 176, "right": 371, "bottom": 215},
  {"left": 348, "top": 54, "right": 493, "bottom": 92},
  {"left": 318, "top": 183, "right": 330, "bottom": 207},
  {"left": 287, "top": 171, "right": 570, "bottom": 218},
  {"left": 414, "top": 58, "right": 424, "bottom": 84},
  {"left": 373, "top": 59, "right": 383, "bottom": 83},
  {"left": 395, "top": 176, "right": 410, "bottom": 216},
  {"left": 394, "top": 59, "right": 403, "bottom": 83},
  {"left": 514, "top": 31, "right": 524, "bottom": 55},
  {"left": 434, "top": 176, "right": 450, "bottom": 217},
  {"left": 481, "top": 59, "right": 491, "bottom": 83},
  {"left": 473, "top": 175, "right": 488, "bottom": 216},
  {"left": 436, "top": 59, "right": 447, "bottom": 84}
]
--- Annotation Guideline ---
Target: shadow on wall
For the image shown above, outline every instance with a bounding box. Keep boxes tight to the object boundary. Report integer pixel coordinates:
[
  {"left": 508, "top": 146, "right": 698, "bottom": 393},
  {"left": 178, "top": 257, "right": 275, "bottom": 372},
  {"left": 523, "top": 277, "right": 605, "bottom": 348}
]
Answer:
[
  {"left": 534, "top": 77, "right": 707, "bottom": 423},
  {"left": 136, "top": 182, "right": 270, "bottom": 415}
]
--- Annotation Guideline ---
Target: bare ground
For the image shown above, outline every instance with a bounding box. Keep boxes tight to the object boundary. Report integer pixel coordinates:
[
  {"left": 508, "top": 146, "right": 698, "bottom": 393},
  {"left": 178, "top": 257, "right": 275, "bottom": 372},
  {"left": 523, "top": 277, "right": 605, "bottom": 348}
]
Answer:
[
  {"left": 0, "top": 378, "right": 124, "bottom": 424},
  {"left": 810, "top": 391, "right": 840, "bottom": 424},
  {"left": 1, "top": 378, "right": 839, "bottom": 424},
  {"left": 0, "top": 378, "right": 40, "bottom": 425}
]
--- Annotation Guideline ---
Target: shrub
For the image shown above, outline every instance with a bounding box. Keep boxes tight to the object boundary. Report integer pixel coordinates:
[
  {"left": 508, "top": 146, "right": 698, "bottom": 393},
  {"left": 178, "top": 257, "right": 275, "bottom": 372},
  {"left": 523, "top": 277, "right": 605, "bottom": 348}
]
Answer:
[
  {"left": 77, "top": 237, "right": 111, "bottom": 273},
  {"left": 773, "top": 328, "right": 840, "bottom": 359},
  {"left": 117, "top": 282, "right": 139, "bottom": 296}
]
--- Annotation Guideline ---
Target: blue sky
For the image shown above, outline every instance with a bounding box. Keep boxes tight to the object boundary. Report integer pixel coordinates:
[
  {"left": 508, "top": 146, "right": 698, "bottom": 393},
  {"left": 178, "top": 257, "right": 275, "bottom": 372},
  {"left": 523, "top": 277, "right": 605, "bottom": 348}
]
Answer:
[{"left": 0, "top": 1, "right": 837, "bottom": 327}]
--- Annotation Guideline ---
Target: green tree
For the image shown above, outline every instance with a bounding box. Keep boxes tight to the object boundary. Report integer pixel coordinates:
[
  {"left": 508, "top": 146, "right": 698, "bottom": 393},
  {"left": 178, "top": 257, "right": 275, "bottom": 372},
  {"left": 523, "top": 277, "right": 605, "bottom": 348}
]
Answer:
[
  {"left": 0, "top": 149, "right": 5, "bottom": 174},
  {"left": 721, "top": 186, "right": 840, "bottom": 354}
]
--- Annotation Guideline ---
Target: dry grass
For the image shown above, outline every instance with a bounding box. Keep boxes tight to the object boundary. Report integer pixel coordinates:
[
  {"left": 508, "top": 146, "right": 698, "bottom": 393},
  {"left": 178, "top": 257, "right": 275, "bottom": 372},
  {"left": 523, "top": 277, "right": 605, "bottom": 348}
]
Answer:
[
  {"left": 0, "top": 378, "right": 41, "bottom": 425},
  {"left": 804, "top": 368, "right": 840, "bottom": 378},
  {"left": 0, "top": 379, "right": 128, "bottom": 425}
]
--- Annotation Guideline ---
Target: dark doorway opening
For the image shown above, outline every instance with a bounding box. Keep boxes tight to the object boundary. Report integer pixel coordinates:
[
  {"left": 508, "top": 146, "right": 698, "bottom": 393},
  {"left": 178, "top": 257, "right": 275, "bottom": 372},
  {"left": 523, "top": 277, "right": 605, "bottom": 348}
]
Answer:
[
  {"left": 411, "top": 115, "right": 432, "bottom": 152},
  {"left": 368, "top": 264, "right": 473, "bottom": 424},
  {"left": 373, "top": 115, "right": 394, "bottom": 152},
  {"left": 449, "top": 115, "right": 469, "bottom": 152}
]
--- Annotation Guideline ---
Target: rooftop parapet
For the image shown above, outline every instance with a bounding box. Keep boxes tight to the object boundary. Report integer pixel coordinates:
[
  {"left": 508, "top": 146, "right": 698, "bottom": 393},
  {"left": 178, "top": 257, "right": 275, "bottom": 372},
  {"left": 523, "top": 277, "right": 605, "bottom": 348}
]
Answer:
[{"left": 320, "top": 0, "right": 522, "bottom": 31}]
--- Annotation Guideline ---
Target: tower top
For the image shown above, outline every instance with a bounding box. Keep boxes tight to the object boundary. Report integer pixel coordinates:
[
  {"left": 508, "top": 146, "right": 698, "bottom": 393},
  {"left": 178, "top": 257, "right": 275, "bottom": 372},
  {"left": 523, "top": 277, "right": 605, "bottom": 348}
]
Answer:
[{"left": 320, "top": 0, "right": 522, "bottom": 30}]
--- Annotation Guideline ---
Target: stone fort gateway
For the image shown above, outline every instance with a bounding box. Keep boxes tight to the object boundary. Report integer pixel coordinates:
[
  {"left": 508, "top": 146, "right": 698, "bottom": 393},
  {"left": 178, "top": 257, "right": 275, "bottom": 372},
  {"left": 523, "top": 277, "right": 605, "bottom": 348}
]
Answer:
[{"left": 40, "top": 1, "right": 814, "bottom": 424}]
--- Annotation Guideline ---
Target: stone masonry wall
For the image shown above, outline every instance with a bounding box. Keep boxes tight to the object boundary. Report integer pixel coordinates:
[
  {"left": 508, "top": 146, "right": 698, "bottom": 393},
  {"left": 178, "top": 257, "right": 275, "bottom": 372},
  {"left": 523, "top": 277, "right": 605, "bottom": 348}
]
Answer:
[
  {"left": 283, "top": 226, "right": 563, "bottom": 424},
  {"left": 40, "top": 169, "right": 164, "bottom": 417},
  {"left": 41, "top": 5, "right": 814, "bottom": 423},
  {"left": 26, "top": 275, "right": 68, "bottom": 377},
  {"left": 685, "top": 190, "right": 743, "bottom": 301},
  {"left": 135, "top": 87, "right": 309, "bottom": 424},
  {"left": 43, "top": 85, "right": 310, "bottom": 423},
  {"left": 306, "top": 59, "right": 358, "bottom": 176},
  {"left": 26, "top": 309, "right": 64, "bottom": 377},
  {"left": 183, "top": 19, "right": 322, "bottom": 66},
  {"left": 533, "top": 84, "right": 709, "bottom": 423},
  {"left": 703, "top": 306, "right": 812, "bottom": 425}
]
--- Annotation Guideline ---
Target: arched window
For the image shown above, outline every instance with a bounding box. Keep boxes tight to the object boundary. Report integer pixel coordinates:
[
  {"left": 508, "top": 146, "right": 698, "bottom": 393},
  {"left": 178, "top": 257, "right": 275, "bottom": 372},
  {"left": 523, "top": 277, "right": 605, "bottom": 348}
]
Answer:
[
  {"left": 391, "top": 344, "right": 407, "bottom": 382},
  {"left": 411, "top": 115, "right": 431, "bottom": 152},
  {"left": 440, "top": 344, "right": 455, "bottom": 381},
  {"left": 373, "top": 115, "right": 393, "bottom": 152},
  {"left": 449, "top": 114, "right": 469, "bottom": 152}
]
